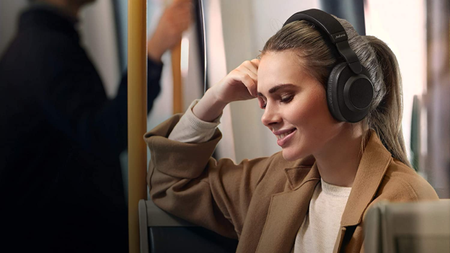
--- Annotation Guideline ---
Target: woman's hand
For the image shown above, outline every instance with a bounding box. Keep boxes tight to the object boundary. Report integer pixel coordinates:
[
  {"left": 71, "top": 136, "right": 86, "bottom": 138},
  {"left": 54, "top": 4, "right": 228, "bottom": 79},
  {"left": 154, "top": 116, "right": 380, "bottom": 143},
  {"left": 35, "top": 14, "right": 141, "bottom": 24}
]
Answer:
[
  {"left": 212, "top": 59, "right": 260, "bottom": 104},
  {"left": 193, "top": 59, "right": 260, "bottom": 122}
]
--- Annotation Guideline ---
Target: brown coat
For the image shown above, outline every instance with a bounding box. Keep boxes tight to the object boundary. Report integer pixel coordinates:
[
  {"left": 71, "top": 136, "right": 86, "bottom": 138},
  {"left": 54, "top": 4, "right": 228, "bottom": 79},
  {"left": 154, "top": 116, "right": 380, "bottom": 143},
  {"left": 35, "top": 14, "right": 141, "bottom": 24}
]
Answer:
[{"left": 145, "top": 114, "right": 439, "bottom": 253}]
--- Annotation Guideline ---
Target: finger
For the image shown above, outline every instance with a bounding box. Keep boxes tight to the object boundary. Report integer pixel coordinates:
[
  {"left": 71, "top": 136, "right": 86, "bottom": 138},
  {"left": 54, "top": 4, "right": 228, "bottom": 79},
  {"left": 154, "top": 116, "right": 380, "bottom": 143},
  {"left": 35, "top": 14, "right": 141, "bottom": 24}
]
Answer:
[
  {"left": 240, "top": 65, "right": 257, "bottom": 82},
  {"left": 241, "top": 60, "right": 259, "bottom": 74},
  {"left": 240, "top": 61, "right": 258, "bottom": 84},
  {"left": 247, "top": 79, "right": 258, "bottom": 98},
  {"left": 238, "top": 72, "right": 257, "bottom": 98},
  {"left": 250, "top": 58, "right": 260, "bottom": 67}
]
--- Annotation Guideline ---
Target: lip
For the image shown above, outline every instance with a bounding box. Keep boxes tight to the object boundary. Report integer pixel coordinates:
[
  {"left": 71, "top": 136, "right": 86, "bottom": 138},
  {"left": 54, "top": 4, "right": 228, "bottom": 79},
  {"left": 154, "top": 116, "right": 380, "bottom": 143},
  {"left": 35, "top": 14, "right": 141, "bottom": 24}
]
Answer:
[{"left": 273, "top": 128, "right": 297, "bottom": 147}]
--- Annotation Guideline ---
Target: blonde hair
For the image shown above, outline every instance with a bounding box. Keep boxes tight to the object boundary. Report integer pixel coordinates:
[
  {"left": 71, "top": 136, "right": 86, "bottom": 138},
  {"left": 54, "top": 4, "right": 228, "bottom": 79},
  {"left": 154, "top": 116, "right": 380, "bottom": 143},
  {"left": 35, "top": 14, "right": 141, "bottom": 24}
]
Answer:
[{"left": 261, "top": 18, "right": 411, "bottom": 167}]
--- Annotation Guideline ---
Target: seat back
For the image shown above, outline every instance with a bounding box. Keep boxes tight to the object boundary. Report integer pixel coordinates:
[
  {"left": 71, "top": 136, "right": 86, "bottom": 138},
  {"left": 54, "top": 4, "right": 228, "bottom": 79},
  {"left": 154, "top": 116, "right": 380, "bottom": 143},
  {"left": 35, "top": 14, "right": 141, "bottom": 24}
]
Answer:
[
  {"left": 364, "top": 199, "right": 450, "bottom": 253},
  {"left": 138, "top": 199, "right": 238, "bottom": 253}
]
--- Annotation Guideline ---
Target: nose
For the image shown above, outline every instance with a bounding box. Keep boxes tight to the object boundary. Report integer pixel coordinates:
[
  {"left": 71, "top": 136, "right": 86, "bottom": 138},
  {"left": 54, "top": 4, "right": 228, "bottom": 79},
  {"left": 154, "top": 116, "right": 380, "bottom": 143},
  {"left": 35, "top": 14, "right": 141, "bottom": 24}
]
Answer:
[{"left": 261, "top": 103, "right": 281, "bottom": 127}]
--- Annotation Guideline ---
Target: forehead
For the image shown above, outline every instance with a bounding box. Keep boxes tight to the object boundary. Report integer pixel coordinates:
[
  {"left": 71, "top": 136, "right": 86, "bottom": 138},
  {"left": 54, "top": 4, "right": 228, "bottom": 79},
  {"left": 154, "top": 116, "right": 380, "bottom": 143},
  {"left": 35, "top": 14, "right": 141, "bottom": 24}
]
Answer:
[{"left": 257, "top": 51, "right": 308, "bottom": 93}]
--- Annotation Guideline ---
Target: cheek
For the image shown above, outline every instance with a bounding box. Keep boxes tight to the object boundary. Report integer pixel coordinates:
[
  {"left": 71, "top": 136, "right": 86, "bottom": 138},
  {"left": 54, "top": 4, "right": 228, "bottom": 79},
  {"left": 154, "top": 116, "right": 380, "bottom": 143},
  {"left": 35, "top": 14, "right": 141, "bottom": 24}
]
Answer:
[
  {"left": 309, "top": 88, "right": 336, "bottom": 123},
  {"left": 292, "top": 91, "right": 340, "bottom": 137},
  {"left": 293, "top": 91, "right": 329, "bottom": 122}
]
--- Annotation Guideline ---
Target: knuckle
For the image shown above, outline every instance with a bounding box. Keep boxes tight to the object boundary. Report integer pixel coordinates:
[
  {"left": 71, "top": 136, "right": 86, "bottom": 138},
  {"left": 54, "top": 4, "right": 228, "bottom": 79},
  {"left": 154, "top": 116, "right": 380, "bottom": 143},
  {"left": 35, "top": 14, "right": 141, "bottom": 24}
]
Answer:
[
  {"left": 240, "top": 60, "right": 250, "bottom": 67},
  {"left": 243, "top": 74, "right": 254, "bottom": 84}
]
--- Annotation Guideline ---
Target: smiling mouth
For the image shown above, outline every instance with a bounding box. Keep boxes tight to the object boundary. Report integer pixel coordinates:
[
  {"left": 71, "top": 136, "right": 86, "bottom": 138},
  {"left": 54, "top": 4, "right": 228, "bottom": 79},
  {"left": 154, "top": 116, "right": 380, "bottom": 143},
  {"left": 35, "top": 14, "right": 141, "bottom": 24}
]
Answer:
[{"left": 276, "top": 129, "right": 296, "bottom": 139}]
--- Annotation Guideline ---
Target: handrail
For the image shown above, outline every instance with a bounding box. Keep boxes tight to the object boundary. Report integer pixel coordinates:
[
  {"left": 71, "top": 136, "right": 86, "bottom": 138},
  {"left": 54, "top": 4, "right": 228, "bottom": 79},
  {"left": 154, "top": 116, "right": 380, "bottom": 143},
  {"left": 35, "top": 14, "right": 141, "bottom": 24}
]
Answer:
[
  {"left": 172, "top": 41, "right": 183, "bottom": 114},
  {"left": 127, "top": 0, "right": 148, "bottom": 252}
]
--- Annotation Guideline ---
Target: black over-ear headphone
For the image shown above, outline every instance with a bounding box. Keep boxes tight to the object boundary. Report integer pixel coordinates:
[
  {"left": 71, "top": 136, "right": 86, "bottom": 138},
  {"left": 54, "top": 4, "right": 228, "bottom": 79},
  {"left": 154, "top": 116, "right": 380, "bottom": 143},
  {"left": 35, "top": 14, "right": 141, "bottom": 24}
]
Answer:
[{"left": 283, "top": 9, "right": 374, "bottom": 123}]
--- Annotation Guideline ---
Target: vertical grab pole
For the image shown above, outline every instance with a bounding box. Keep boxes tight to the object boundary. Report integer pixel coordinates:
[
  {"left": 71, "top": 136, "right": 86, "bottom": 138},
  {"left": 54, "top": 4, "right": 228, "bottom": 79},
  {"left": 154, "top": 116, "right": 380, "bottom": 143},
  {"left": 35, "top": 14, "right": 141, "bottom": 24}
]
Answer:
[
  {"left": 172, "top": 41, "right": 183, "bottom": 114},
  {"left": 128, "top": 0, "right": 147, "bottom": 252}
]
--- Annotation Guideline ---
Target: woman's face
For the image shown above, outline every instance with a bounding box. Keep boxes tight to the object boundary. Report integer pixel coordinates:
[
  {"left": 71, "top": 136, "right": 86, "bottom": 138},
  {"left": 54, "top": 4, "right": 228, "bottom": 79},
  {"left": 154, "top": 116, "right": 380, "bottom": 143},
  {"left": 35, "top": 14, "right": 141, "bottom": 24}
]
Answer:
[{"left": 257, "top": 51, "right": 344, "bottom": 161}]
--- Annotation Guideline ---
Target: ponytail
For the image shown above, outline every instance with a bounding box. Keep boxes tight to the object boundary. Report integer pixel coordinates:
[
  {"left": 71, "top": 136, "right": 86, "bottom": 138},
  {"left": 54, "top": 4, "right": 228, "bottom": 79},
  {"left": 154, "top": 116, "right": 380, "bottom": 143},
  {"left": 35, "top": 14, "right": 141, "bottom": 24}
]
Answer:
[{"left": 365, "top": 36, "right": 411, "bottom": 167}]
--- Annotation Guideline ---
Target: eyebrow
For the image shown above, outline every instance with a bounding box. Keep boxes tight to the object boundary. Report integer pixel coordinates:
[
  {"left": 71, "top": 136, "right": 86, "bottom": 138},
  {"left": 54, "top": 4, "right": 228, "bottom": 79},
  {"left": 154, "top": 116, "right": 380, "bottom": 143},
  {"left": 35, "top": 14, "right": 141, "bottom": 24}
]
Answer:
[{"left": 257, "top": 83, "right": 297, "bottom": 97}]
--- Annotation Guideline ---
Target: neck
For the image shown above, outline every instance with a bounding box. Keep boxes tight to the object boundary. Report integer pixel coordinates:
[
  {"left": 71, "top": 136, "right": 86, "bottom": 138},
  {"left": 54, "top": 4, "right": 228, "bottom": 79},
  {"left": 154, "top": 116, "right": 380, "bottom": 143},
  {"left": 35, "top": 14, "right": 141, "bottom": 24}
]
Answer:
[{"left": 313, "top": 125, "right": 367, "bottom": 187}]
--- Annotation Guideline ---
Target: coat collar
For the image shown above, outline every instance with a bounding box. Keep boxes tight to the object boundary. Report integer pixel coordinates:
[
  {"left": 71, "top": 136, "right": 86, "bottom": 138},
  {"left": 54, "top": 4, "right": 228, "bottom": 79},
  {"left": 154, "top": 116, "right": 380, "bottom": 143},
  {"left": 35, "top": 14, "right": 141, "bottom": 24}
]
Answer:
[
  {"left": 340, "top": 130, "right": 392, "bottom": 226},
  {"left": 255, "top": 163, "right": 320, "bottom": 253},
  {"left": 256, "top": 131, "right": 392, "bottom": 252},
  {"left": 282, "top": 130, "right": 392, "bottom": 227},
  {"left": 284, "top": 155, "right": 317, "bottom": 190}
]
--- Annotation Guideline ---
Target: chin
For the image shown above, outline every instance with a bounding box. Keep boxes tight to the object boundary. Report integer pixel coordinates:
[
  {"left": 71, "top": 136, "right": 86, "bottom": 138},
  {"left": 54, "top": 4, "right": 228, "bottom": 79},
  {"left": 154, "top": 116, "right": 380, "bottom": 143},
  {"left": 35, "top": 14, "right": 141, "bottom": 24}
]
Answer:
[{"left": 281, "top": 149, "right": 306, "bottom": 161}]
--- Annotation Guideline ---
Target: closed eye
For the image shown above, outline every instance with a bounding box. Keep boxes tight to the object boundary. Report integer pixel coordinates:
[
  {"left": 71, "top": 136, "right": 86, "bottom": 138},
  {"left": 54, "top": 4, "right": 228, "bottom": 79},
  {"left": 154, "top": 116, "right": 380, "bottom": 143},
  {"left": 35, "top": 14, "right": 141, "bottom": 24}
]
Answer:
[{"left": 280, "top": 95, "right": 294, "bottom": 103}]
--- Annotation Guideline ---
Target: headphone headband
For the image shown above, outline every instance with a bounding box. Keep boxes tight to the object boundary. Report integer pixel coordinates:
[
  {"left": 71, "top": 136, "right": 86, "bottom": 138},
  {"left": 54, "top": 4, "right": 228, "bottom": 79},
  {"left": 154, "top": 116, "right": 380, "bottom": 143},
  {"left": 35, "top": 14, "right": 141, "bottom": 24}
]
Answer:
[
  {"left": 282, "top": 9, "right": 374, "bottom": 123},
  {"left": 283, "top": 9, "right": 362, "bottom": 74}
]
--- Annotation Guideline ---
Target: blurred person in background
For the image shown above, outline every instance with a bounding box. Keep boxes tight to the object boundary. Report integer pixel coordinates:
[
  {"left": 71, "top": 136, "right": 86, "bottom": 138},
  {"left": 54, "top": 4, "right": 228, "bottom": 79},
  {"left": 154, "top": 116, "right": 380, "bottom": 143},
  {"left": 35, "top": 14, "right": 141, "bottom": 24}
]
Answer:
[{"left": 0, "top": 0, "right": 191, "bottom": 252}]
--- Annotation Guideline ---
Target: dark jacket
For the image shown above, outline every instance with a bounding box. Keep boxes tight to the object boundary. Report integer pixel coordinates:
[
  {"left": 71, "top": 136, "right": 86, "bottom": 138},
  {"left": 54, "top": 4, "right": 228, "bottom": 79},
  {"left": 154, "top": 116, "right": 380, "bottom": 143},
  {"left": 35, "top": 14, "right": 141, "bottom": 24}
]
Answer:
[{"left": 0, "top": 6, "right": 162, "bottom": 252}]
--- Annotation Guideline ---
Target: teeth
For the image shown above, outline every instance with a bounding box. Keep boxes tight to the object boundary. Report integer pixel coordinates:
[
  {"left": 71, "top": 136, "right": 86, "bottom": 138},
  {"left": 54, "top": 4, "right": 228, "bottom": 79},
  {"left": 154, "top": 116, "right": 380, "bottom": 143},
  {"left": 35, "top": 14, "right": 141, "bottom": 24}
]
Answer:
[
  {"left": 278, "top": 133, "right": 287, "bottom": 139},
  {"left": 277, "top": 129, "right": 294, "bottom": 139}
]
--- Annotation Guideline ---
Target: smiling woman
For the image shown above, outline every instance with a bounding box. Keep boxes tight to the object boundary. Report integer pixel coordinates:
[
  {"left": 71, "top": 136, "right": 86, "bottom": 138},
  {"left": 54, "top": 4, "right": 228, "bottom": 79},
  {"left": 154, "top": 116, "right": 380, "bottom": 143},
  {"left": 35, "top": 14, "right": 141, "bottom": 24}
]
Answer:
[
  {"left": 144, "top": 8, "right": 438, "bottom": 253},
  {"left": 257, "top": 51, "right": 339, "bottom": 163}
]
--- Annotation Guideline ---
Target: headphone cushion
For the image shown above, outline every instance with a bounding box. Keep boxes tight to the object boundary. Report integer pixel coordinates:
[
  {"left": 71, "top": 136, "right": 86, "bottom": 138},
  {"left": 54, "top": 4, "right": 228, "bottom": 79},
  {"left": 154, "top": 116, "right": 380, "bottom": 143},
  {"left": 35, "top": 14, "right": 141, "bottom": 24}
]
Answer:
[
  {"left": 327, "top": 63, "right": 374, "bottom": 122},
  {"left": 327, "top": 62, "right": 347, "bottom": 122}
]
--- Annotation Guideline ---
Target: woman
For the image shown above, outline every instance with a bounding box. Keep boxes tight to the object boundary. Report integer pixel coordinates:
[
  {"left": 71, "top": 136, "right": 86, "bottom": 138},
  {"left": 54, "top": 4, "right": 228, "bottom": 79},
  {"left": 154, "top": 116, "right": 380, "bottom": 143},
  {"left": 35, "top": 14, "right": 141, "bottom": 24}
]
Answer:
[{"left": 145, "top": 9, "right": 438, "bottom": 253}]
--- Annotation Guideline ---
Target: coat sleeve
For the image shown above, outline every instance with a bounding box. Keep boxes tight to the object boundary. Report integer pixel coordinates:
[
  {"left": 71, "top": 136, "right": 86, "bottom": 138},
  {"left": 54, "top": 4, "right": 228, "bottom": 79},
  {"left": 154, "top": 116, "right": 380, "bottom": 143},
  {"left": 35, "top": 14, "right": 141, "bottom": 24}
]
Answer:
[{"left": 145, "top": 115, "right": 277, "bottom": 239}]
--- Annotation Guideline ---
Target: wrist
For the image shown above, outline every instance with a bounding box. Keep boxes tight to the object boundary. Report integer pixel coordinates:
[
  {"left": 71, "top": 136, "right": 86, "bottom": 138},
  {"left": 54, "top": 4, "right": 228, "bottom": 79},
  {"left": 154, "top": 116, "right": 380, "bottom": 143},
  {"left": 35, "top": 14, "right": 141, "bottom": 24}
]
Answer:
[
  {"left": 208, "top": 85, "right": 231, "bottom": 106},
  {"left": 192, "top": 88, "right": 228, "bottom": 122},
  {"left": 147, "top": 37, "right": 165, "bottom": 63}
]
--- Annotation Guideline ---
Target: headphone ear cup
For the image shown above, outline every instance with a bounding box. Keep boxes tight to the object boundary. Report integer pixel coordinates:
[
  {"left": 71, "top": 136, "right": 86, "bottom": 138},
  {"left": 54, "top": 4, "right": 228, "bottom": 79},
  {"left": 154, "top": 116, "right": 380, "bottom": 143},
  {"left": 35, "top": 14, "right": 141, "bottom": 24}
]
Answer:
[
  {"left": 327, "top": 63, "right": 374, "bottom": 123},
  {"left": 327, "top": 62, "right": 347, "bottom": 122}
]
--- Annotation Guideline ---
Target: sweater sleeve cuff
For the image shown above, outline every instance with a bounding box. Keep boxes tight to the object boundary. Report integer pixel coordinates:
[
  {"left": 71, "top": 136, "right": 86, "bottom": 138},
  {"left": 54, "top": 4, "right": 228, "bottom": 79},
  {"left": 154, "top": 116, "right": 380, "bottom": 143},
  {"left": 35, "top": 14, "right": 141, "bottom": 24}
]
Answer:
[{"left": 168, "top": 99, "right": 221, "bottom": 143}]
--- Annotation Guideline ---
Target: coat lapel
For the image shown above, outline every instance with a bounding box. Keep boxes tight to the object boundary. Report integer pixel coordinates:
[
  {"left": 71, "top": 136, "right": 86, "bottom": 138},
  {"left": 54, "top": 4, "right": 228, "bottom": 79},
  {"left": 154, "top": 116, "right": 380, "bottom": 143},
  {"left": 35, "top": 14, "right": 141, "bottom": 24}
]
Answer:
[
  {"left": 255, "top": 131, "right": 392, "bottom": 253},
  {"left": 255, "top": 164, "right": 320, "bottom": 253},
  {"left": 341, "top": 131, "right": 392, "bottom": 226},
  {"left": 335, "top": 130, "right": 393, "bottom": 251}
]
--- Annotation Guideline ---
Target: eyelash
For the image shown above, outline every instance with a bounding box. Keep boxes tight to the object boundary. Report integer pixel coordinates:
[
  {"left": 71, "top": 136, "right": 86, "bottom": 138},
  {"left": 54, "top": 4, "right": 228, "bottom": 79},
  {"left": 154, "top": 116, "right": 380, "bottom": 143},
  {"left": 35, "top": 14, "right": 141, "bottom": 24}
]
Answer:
[
  {"left": 260, "top": 95, "right": 294, "bottom": 109},
  {"left": 280, "top": 95, "right": 294, "bottom": 103}
]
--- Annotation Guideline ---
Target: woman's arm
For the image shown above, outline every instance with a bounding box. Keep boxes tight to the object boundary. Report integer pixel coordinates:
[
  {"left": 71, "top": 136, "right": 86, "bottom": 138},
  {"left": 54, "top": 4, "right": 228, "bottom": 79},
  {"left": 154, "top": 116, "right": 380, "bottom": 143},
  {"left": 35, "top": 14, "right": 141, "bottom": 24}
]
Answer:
[
  {"left": 193, "top": 59, "right": 260, "bottom": 122},
  {"left": 146, "top": 58, "right": 266, "bottom": 238},
  {"left": 145, "top": 117, "right": 276, "bottom": 238},
  {"left": 168, "top": 100, "right": 221, "bottom": 143},
  {"left": 167, "top": 58, "right": 260, "bottom": 143}
]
